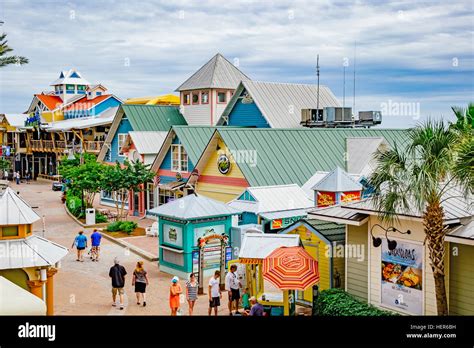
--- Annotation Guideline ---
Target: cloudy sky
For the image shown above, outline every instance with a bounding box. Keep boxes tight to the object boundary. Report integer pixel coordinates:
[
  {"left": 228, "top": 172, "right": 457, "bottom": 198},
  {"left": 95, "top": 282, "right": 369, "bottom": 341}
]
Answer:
[{"left": 0, "top": 0, "right": 472, "bottom": 127}]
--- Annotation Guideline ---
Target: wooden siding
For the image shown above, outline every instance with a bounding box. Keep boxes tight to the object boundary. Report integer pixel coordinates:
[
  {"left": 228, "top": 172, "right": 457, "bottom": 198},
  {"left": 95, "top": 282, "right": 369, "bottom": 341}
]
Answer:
[
  {"left": 449, "top": 243, "right": 474, "bottom": 315},
  {"left": 346, "top": 223, "right": 369, "bottom": 302}
]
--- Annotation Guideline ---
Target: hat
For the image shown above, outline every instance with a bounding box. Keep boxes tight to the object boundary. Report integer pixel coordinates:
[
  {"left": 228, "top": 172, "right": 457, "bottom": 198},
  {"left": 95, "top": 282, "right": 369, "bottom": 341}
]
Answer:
[
  {"left": 172, "top": 276, "right": 179, "bottom": 283},
  {"left": 249, "top": 296, "right": 257, "bottom": 302}
]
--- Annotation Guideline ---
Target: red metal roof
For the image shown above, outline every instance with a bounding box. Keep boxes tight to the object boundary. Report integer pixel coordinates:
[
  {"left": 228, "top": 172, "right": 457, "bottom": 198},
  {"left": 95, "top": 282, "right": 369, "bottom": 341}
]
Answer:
[
  {"left": 64, "top": 95, "right": 112, "bottom": 111},
  {"left": 35, "top": 94, "right": 63, "bottom": 110}
]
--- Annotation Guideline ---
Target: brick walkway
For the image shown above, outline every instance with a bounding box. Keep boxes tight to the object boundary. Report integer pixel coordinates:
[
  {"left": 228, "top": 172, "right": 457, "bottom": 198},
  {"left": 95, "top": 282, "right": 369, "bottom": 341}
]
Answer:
[{"left": 15, "top": 180, "right": 232, "bottom": 316}]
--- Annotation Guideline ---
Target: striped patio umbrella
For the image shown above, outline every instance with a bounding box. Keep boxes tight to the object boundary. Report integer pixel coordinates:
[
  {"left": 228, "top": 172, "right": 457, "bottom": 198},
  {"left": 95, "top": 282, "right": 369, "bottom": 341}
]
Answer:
[{"left": 262, "top": 246, "right": 319, "bottom": 290}]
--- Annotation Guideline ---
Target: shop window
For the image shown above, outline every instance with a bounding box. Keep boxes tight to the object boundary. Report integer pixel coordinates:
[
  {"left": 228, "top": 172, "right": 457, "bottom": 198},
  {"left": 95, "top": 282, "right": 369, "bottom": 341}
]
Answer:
[
  {"left": 201, "top": 91, "right": 209, "bottom": 104},
  {"left": 183, "top": 93, "right": 191, "bottom": 105},
  {"left": 171, "top": 145, "right": 188, "bottom": 172},
  {"left": 217, "top": 91, "right": 227, "bottom": 103},
  {"left": 192, "top": 92, "right": 200, "bottom": 105},
  {"left": 1, "top": 226, "right": 19, "bottom": 237},
  {"left": 158, "top": 188, "right": 175, "bottom": 206},
  {"left": 147, "top": 182, "right": 156, "bottom": 210},
  {"left": 118, "top": 133, "right": 127, "bottom": 156}
]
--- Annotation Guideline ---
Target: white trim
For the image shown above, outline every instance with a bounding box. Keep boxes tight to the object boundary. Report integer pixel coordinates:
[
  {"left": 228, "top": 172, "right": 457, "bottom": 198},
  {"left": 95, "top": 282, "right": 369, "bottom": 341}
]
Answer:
[
  {"left": 445, "top": 235, "right": 474, "bottom": 246},
  {"left": 159, "top": 245, "right": 184, "bottom": 253},
  {"left": 308, "top": 213, "right": 369, "bottom": 226},
  {"left": 344, "top": 224, "right": 348, "bottom": 292}
]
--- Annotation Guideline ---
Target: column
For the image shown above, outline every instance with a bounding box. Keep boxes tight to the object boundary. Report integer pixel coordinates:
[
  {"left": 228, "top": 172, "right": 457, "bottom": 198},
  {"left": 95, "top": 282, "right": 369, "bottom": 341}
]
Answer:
[
  {"left": 27, "top": 279, "right": 44, "bottom": 300},
  {"left": 45, "top": 268, "right": 58, "bottom": 316},
  {"left": 128, "top": 190, "right": 134, "bottom": 216}
]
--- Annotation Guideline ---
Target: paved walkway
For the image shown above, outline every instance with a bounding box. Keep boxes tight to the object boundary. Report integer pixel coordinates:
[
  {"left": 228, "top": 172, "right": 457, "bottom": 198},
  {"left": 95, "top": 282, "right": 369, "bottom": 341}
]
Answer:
[{"left": 16, "top": 181, "right": 231, "bottom": 316}]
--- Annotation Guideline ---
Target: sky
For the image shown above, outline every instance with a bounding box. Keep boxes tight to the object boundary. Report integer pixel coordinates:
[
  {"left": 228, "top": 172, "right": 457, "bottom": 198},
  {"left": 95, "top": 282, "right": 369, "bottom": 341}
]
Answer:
[{"left": 0, "top": 0, "right": 473, "bottom": 128}]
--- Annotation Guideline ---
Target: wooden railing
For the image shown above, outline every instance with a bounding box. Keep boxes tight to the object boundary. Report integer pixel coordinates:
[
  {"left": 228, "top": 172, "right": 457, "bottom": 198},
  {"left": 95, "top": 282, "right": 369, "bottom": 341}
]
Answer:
[
  {"left": 84, "top": 141, "right": 104, "bottom": 153},
  {"left": 43, "top": 140, "right": 54, "bottom": 151},
  {"left": 30, "top": 140, "right": 42, "bottom": 150},
  {"left": 55, "top": 141, "right": 67, "bottom": 150}
]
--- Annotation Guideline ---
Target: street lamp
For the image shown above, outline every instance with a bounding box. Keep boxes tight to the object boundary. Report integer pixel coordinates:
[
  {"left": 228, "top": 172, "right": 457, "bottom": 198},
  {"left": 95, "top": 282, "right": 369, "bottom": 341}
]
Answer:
[{"left": 370, "top": 224, "right": 411, "bottom": 250}]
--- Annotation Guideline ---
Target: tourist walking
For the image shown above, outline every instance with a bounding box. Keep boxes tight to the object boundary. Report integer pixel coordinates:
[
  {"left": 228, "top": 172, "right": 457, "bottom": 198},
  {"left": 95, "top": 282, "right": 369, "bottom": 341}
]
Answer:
[
  {"left": 109, "top": 257, "right": 127, "bottom": 310},
  {"left": 71, "top": 231, "right": 87, "bottom": 262},
  {"left": 15, "top": 171, "right": 20, "bottom": 185},
  {"left": 169, "top": 276, "right": 182, "bottom": 316},
  {"left": 208, "top": 270, "right": 222, "bottom": 316},
  {"left": 225, "top": 264, "right": 241, "bottom": 315},
  {"left": 90, "top": 229, "right": 102, "bottom": 261},
  {"left": 243, "top": 296, "right": 264, "bottom": 316},
  {"left": 132, "top": 261, "right": 149, "bottom": 307},
  {"left": 25, "top": 171, "right": 31, "bottom": 184},
  {"left": 185, "top": 273, "right": 198, "bottom": 315}
]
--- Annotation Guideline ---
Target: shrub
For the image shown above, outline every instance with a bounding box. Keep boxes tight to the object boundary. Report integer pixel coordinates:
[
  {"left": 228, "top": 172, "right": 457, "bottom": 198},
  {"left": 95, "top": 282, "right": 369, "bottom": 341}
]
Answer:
[
  {"left": 95, "top": 212, "right": 108, "bottom": 223},
  {"left": 316, "top": 288, "right": 396, "bottom": 316},
  {"left": 106, "top": 221, "right": 137, "bottom": 234},
  {"left": 66, "top": 195, "right": 83, "bottom": 218}
]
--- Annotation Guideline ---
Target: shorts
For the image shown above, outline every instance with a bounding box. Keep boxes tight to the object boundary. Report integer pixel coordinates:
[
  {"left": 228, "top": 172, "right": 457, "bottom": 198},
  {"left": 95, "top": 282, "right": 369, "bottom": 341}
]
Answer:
[
  {"left": 230, "top": 288, "right": 240, "bottom": 301},
  {"left": 77, "top": 246, "right": 86, "bottom": 251},
  {"left": 91, "top": 246, "right": 100, "bottom": 252},
  {"left": 112, "top": 287, "right": 124, "bottom": 296},
  {"left": 209, "top": 297, "right": 220, "bottom": 308},
  {"left": 134, "top": 282, "right": 147, "bottom": 293}
]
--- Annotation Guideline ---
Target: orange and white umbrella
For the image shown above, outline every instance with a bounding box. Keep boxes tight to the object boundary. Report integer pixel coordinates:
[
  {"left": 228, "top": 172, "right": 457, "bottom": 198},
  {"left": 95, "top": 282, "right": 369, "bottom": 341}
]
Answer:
[{"left": 262, "top": 246, "right": 319, "bottom": 291}]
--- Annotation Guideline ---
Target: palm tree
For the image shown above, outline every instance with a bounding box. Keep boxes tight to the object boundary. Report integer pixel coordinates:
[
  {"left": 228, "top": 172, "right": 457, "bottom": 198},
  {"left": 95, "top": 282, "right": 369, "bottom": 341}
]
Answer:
[
  {"left": 368, "top": 119, "right": 472, "bottom": 316},
  {"left": 0, "top": 31, "right": 28, "bottom": 68}
]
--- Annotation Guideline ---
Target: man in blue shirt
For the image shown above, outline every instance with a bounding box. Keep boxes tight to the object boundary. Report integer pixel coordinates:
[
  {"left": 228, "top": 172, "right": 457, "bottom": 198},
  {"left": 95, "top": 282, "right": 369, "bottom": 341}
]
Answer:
[
  {"left": 244, "top": 296, "right": 264, "bottom": 316},
  {"left": 90, "top": 229, "right": 102, "bottom": 262},
  {"left": 72, "top": 231, "right": 87, "bottom": 262}
]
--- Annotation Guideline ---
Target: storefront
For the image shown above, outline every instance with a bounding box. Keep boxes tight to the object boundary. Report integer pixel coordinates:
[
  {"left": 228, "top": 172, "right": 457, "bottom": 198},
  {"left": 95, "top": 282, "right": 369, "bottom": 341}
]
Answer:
[{"left": 148, "top": 194, "right": 240, "bottom": 293}]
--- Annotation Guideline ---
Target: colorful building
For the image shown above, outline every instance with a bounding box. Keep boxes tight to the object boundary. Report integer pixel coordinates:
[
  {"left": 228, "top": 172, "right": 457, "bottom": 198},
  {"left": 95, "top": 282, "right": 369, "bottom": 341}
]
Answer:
[
  {"left": 0, "top": 187, "right": 68, "bottom": 315},
  {"left": 97, "top": 104, "right": 187, "bottom": 208},
  {"left": 217, "top": 80, "right": 340, "bottom": 128},
  {"left": 148, "top": 194, "right": 240, "bottom": 292},
  {"left": 190, "top": 128, "right": 408, "bottom": 203},
  {"left": 309, "top": 186, "right": 473, "bottom": 315},
  {"left": 227, "top": 184, "right": 313, "bottom": 231},
  {"left": 176, "top": 53, "right": 250, "bottom": 126},
  {"left": 125, "top": 94, "right": 180, "bottom": 106}
]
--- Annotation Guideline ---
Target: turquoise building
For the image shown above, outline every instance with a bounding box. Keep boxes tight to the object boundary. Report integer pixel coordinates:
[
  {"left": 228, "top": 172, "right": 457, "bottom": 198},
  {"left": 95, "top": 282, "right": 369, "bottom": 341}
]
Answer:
[{"left": 148, "top": 194, "right": 240, "bottom": 292}]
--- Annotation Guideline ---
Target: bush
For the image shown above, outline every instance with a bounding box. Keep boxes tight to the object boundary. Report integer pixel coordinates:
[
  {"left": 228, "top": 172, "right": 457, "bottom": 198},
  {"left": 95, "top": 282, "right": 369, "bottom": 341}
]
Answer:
[
  {"left": 106, "top": 221, "right": 137, "bottom": 234},
  {"left": 66, "top": 195, "right": 83, "bottom": 218},
  {"left": 316, "top": 288, "right": 396, "bottom": 316},
  {"left": 95, "top": 212, "right": 108, "bottom": 223}
]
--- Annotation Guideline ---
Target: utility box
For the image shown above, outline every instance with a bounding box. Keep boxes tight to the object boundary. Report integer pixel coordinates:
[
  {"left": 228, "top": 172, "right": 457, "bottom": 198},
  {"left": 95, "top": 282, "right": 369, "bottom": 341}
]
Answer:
[{"left": 86, "top": 208, "right": 96, "bottom": 225}]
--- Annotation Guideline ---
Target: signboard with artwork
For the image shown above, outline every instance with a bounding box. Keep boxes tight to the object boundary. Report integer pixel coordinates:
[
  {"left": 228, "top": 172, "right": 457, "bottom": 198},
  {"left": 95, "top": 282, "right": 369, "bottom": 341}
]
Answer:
[
  {"left": 270, "top": 215, "right": 306, "bottom": 230},
  {"left": 341, "top": 191, "right": 361, "bottom": 203},
  {"left": 381, "top": 240, "right": 423, "bottom": 315},
  {"left": 194, "top": 224, "right": 226, "bottom": 246},
  {"left": 163, "top": 224, "right": 183, "bottom": 248},
  {"left": 316, "top": 191, "right": 336, "bottom": 207}
]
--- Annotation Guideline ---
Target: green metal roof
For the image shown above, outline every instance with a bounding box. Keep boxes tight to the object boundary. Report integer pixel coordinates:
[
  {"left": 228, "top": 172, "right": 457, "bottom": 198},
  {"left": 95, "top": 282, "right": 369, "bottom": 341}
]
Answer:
[
  {"left": 216, "top": 128, "right": 408, "bottom": 186},
  {"left": 122, "top": 104, "right": 187, "bottom": 131},
  {"left": 172, "top": 126, "right": 217, "bottom": 164},
  {"left": 305, "top": 219, "right": 346, "bottom": 242}
]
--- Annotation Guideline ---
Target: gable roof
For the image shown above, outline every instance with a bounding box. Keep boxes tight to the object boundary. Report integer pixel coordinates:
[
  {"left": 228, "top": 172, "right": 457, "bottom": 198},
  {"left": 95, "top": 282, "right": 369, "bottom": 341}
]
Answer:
[
  {"left": 35, "top": 94, "right": 63, "bottom": 110},
  {"left": 302, "top": 171, "right": 362, "bottom": 200},
  {"left": 203, "top": 128, "right": 408, "bottom": 187},
  {"left": 280, "top": 219, "right": 346, "bottom": 243},
  {"left": 2, "top": 114, "right": 28, "bottom": 128},
  {"left": 228, "top": 184, "right": 313, "bottom": 214},
  {"left": 63, "top": 94, "right": 114, "bottom": 111},
  {"left": 50, "top": 69, "right": 90, "bottom": 86},
  {"left": 45, "top": 106, "right": 118, "bottom": 132},
  {"left": 148, "top": 194, "right": 241, "bottom": 220},
  {"left": 218, "top": 80, "right": 340, "bottom": 128},
  {"left": 125, "top": 131, "right": 168, "bottom": 155},
  {"left": 346, "top": 137, "right": 389, "bottom": 175},
  {"left": 98, "top": 105, "right": 187, "bottom": 162},
  {"left": 176, "top": 53, "right": 250, "bottom": 91},
  {"left": 312, "top": 166, "right": 363, "bottom": 192},
  {"left": 0, "top": 187, "right": 41, "bottom": 225},
  {"left": 150, "top": 126, "right": 219, "bottom": 171}
]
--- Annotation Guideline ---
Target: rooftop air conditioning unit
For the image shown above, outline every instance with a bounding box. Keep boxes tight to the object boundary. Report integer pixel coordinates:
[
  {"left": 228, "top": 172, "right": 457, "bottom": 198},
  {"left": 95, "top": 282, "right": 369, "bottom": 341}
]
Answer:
[
  {"left": 301, "top": 109, "right": 323, "bottom": 123},
  {"left": 324, "top": 107, "right": 352, "bottom": 123},
  {"left": 359, "top": 111, "right": 382, "bottom": 124}
]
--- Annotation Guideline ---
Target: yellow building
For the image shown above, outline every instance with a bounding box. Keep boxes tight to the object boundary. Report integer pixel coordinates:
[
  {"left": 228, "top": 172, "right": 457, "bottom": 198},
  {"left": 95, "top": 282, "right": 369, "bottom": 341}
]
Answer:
[
  {"left": 279, "top": 219, "right": 345, "bottom": 304},
  {"left": 125, "top": 94, "right": 180, "bottom": 106},
  {"left": 310, "top": 188, "right": 473, "bottom": 315},
  {"left": 0, "top": 186, "right": 68, "bottom": 315}
]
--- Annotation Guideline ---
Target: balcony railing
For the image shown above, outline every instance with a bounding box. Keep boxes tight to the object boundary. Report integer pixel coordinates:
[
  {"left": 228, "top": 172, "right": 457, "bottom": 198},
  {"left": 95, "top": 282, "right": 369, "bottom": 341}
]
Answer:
[
  {"left": 43, "top": 140, "right": 54, "bottom": 151},
  {"left": 30, "top": 140, "right": 42, "bottom": 150},
  {"left": 55, "top": 140, "right": 67, "bottom": 150},
  {"left": 84, "top": 141, "right": 104, "bottom": 153}
]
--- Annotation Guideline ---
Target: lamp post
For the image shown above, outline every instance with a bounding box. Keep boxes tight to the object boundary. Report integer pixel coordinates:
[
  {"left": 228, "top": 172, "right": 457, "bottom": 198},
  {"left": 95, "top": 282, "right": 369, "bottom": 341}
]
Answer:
[{"left": 370, "top": 224, "right": 411, "bottom": 250}]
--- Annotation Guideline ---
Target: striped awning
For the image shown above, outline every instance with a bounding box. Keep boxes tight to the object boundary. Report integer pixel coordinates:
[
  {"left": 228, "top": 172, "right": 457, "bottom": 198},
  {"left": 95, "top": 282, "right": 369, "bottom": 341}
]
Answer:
[
  {"left": 238, "top": 258, "right": 263, "bottom": 265},
  {"left": 263, "top": 246, "right": 319, "bottom": 290}
]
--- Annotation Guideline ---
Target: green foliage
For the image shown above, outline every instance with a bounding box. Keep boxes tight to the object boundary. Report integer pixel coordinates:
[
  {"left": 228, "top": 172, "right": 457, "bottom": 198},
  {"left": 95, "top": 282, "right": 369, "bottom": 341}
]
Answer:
[
  {"left": 0, "top": 157, "right": 10, "bottom": 172},
  {"left": 0, "top": 32, "right": 29, "bottom": 68},
  {"left": 106, "top": 221, "right": 137, "bottom": 234},
  {"left": 95, "top": 212, "right": 108, "bottom": 223},
  {"left": 316, "top": 289, "right": 396, "bottom": 316},
  {"left": 66, "top": 194, "right": 83, "bottom": 218}
]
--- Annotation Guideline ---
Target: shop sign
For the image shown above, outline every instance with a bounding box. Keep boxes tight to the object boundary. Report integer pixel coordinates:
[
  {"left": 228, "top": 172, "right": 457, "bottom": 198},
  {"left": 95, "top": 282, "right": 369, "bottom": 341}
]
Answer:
[
  {"left": 176, "top": 172, "right": 182, "bottom": 181},
  {"left": 381, "top": 240, "right": 423, "bottom": 315},
  {"left": 341, "top": 191, "right": 361, "bottom": 203},
  {"left": 225, "top": 246, "right": 232, "bottom": 269},
  {"left": 317, "top": 191, "right": 336, "bottom": 207},
  {"left": 270, "top": 215, "right": 305, "bottom": 230},
  {"left": 192, "top": 250, "right": 200, "bottom": 280},
  {"left": 241, "top": 92, "right": 254, "bottom": 104},
  {"left": 217, "top": 154, "right": 231, "bottom": 175},
  {"left": 163, "top": 224, "right": 183, "bottom": 248},
  {"left": 194, "top": 224, "right": 227, "bottom": 246}
]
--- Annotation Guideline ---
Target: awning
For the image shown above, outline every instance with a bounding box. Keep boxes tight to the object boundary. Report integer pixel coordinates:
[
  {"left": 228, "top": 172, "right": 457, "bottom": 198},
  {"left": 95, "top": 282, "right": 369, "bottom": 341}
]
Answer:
[
  {"left": 259, "top": 209, "right": 309, "bottom": 221},
  {"left": 159, "top": 181, "right": 186, "bottom": 191},
  {"left": 446, "top": 221, "right": 474, "bottom": 246},
  {"left": 0, "top": 276, "right": 46, "bottom": 315},
  {"left": 238, "top": 233, "right": 300, "bottom": 261},
  {"left": 308, "top": 205, "right": 369, "bottom": 226}
]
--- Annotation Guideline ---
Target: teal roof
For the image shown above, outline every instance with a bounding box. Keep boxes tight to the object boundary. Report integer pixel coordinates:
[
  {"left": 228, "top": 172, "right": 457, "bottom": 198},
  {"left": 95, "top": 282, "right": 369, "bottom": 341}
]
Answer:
[
  {"left": 216, "top": 128, "right": 408, "bottom": 187},
  {"left": 305, "top": 219, "right": 346, "bottom": 242},
  {"left": 172, "top": 126, "right": 216, "bottom": 164},
  {"left": 122, "top": 105, "right": 187, "bottom": 131}
]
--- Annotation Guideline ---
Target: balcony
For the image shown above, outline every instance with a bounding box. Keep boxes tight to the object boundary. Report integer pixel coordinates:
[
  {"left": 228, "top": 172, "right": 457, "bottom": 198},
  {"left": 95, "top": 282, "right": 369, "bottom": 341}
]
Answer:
[
  {"left": 55, "top": 140, "right": 67, "bottom": 151},
  {"left": 84, "top": 141, "right": 104, "bottom": 153},
  {"left": 30, "top": 140, "right": 42, "bottom": 151},
  {"left": 43, "top": 140, "right": 55, "bottom": 151}
]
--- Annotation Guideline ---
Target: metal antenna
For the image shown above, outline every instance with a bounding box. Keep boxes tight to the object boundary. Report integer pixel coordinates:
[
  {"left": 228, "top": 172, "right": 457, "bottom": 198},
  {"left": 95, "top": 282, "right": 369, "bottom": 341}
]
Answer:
[
  {"left": 353, "top": 41, "right": 356, "bottom": 125},
  {"left": 343, "top": 63, "right": 346, "bottom": 110},
  {"left": 316, "top": 54, "right": 320, "bottom": 121}
]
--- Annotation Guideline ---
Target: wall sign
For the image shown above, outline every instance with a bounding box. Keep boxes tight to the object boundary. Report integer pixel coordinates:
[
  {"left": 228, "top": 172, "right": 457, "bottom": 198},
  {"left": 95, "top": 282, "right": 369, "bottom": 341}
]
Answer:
[
  {"left": 175, "top": 172, "right": 182, "bottom": 181},
  {"left": 195, "top": 225, "right": 229, "bottom": 248},
  {"left": 317, "top": 191, "right": 336, "bottom": 207},
  {"left": 241, "top": 92, "right": 254, "bottom": 104},
  {"left": 270, "top": 215, "right": 306, "bottom": 230},
  {"left": 381, "top": 239, "right": 423, "bottom": 315},
  {"left": 163, "top": 224, "right": 183, "bottom": 248},
  {"left": 217, "top": 154, "right": 231, "bottom": 175},
  {"left": 341, "top": 191, "right": 361, "bottom": 203}
]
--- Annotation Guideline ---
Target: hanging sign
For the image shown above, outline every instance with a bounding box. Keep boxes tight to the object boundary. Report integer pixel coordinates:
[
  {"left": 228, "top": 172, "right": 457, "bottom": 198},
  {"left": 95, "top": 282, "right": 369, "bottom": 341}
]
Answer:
[
  {"left": 317, "top": 191, "right": 336, "bottom": 207},
  {"left": 381, "top": 240, "right": 423, "bottom": 315},
  {"left": 270, "top": 215, "right": 306, "bottom": 230}
]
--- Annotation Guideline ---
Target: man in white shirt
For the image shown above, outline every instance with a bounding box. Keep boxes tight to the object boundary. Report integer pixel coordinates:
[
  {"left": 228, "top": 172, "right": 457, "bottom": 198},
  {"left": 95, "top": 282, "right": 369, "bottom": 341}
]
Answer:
[
  {"left": 225, "top": 264, "right": 241, "bottom": 315},
  {"left": 208, "top": 270, "right": 222, "bottom": 316}
]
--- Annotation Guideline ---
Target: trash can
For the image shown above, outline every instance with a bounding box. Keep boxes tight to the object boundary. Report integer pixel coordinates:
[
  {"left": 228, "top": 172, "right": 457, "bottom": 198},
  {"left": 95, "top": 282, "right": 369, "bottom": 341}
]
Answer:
[{"left": 86, "top": 208, "right": 96, "bottom": 225}]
